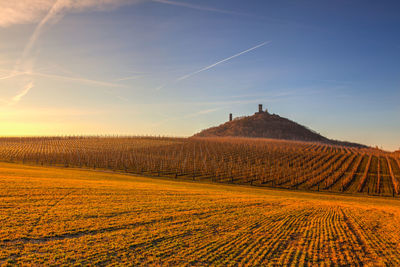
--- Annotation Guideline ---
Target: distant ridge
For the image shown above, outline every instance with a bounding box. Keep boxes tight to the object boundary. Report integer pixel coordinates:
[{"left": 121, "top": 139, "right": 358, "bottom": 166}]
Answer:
[{"left": 194, "top": 105, "right": 367, "bottom": 148}]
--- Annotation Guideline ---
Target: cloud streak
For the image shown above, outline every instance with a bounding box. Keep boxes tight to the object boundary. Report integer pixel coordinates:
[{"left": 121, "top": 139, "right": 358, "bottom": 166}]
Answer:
[
  {"left": 150, "top": 107, "right": 221, "bottom": 128},
  {"left": 0, "top": 70, "right": 29, "bottom": 80},
  {"left": 115, "top": 75, "right": 143, "bottom": 82},
  {"left": 0, "top": 68, "right": 124, "bottom": 88},
  {"left": 20, "top": 0, "right": 66, "bottom": 63},
  {"left": 157, "top": 41, "right": 270, "bottom": 90},
  {"left": 0, "top": 0, "right": 139, "bottom": 28},
  {"left": 152, "top": 0, "right": 241, "bottom": 15},
  {"left": 1, "top": 0, "right": 134, "bottom": 105},
  {"left": 34, "top": 71, "right": 125, "bottom": 88},
  {"left": 6, "top": 0, "right": 68, "bottom": 106},
  {"left": 10, "top": 82, "right": 34, "bottom": 105},
  {"left": 183, "top": 107, "right": 221, "bottom": 118}
]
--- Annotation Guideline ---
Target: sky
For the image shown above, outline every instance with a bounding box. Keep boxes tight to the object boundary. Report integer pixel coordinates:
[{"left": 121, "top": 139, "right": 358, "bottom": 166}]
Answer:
[{"left": 0, "top": 0, "right": 399, "bottom": 151}]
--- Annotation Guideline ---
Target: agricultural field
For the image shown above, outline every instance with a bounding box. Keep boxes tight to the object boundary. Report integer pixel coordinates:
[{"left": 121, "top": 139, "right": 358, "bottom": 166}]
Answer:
[
  {"left": 0, "top": 136, "right": 399, "bottom": 197},
  {"left": 1, "top": 162, "right": 400, "bottom": 265}
]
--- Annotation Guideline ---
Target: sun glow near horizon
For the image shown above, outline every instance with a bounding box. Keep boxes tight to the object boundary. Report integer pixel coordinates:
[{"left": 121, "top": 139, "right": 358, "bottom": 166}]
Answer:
[{"left": 0, "top": 0, "right": 399, "bottom": 151}]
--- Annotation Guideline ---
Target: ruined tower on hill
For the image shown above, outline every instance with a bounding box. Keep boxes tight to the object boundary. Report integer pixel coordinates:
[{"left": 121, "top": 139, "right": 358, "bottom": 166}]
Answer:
[
  {"left": 228, "top": 104, "right": 268, "bottom": 122},
  {"left": 256, "top": 104, "right": 268, "bottom": 114},
  {"left": 202, "top": 104, "right": 365, "bottom": 148}
]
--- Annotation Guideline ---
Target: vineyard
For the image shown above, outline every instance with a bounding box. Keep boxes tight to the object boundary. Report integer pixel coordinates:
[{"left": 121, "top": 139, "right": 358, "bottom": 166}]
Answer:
[{"left": 0, "top": 136, "right": 399, "bottom": 197}]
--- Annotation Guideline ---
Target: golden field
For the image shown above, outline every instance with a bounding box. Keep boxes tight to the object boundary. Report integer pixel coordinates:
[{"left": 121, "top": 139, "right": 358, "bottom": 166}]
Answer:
[{"left": 1, "top": 162, "right": 400, "bottom": 266}]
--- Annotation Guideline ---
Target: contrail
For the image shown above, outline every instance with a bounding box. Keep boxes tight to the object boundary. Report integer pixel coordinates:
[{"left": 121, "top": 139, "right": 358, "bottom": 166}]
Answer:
[
  {"left": 10, "top": 82, "right": 34, "bottom": 105},
  {"left": 177, "top": 41, "right": 270, "bottom": 82},
  {"left": 0, "top": 68, "right": 123, "bottom": 88},
  {"left": 152, "top": 0, "right": 242, "bottom": 15},
  {"left": 7, "top": 0, "right": 66, "bottom": 105},
  {"left": 19, "top": 0, "right": 66, "bottom": 68},
  {"left": 115, "top": 75, "right": 143, "bottom": 82},
  {"left": 34, "top": 72, "right": 125, "bottom": 88},
  {"left": 0, "top": 70, "right": 28, "bottom": 80},
  {"left": 6, "top": 0, "right": 127, "bottom": 104},
  {"left": 157, "top": 41, "right": 270, "bottom": 90}
]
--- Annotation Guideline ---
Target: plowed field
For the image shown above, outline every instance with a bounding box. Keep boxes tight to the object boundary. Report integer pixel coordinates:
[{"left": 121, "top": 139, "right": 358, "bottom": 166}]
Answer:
[{"left": 1, "top": 163, "right": 400, "bottom": 265}]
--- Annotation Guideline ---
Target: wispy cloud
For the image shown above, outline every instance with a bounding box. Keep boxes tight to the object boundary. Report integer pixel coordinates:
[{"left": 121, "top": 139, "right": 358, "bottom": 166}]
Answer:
[
  {"left": 184, "top": 107, "right": 222, "bottom": 118},
  {"left": 151, "top": 0, "right": 307, "bottom": 26},
  {"left": 157, "top": 41, "right": 270, "bottom": 90},
  {"left": 152, "top": 0, "right": 241, "bottom": 15},
  {"left": 6, "top": 1, "right": 68, "bottom": 106},
  {"left": 115, "top": 75, "right": 143, "bottom": 82},
  {"left": 150, "top": 107, "right": 221, "bottom": 128},
  {"left": 0, "top": 70, "right": 29, "bottom": 80},
  {"left": 191, "top": 99, "right": 268, "bottom": 107},
  {"left": 34, "top": 71, "right": 125, "bottom": 87},
  {"left": 0, "top": 106, "right": 104, "bottom": 119},
  {"left": 9, "top": 82, "right": 34, "bottom": 105},
  {"left": 0, "top": 68, "right": 124, "bottom": 88},
  {"left": 0, "top": 0, "right": 139, "bottom": 28},
  {"left": 155, "top": 83, "right": 168, "bottom": 91},
  {"left": 1, "top": 0, "right": 134, "bottom": 105},
  {"left": 186, "top": 88, "right": 333, "bottom": 108},
  {"left": 19, "top": 1, "right": 68, "bottom": 65}
]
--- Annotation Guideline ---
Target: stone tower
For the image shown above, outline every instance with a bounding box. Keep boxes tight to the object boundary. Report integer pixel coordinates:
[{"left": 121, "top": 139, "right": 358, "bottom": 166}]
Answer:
[
  {"left": 258, "top": 104, "right": 263, "bottom": 113},
  {"left": 229, "top": 113, "right": 233, "bottom": 121}
]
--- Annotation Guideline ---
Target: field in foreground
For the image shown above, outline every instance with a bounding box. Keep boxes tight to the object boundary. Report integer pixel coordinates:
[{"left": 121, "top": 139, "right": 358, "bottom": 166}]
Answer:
[{"left": 1, "top": 163, "right": 400, "bottom": 265}]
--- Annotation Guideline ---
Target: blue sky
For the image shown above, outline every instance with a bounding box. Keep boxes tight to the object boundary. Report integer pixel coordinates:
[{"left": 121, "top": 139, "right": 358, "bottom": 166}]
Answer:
[{"left": 0, "top": 0, "right": 399, "bottom": 150}]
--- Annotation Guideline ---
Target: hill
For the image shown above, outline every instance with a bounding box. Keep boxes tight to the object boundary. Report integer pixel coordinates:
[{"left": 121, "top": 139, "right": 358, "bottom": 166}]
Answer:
[{"left": 194, "top": 106, "right": 366, "bottom": 148}]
